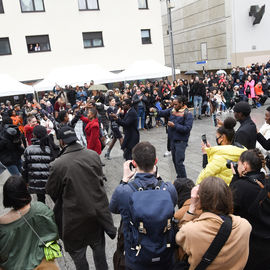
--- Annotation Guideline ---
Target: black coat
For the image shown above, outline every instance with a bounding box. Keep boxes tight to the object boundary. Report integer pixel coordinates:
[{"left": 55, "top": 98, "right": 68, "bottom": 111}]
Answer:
[
  {"left": 22, "top": 139, "right": 55, "bottom": 195},
  {"left": 234, "top": 116, "right": 257, "bottom": 149},
  {"left": 117, "top": 107, "right": 140, "bottom": 150},
  {"left": 191, "top": 82, "right": 206, "bottom": 97},
  {"left": 0, "top": 125, "right": 24, "bottom": 167},
  {"left": 46, "top": 143, "right": 116, "bottom": 251},
  {"left": 257, "top": 132, "right": 270, "bottom": 150},
  {"left": 174, "top": 85, "right": 188, "bottom": 97},
  {"left": 230, "top": 172, "right": 270, "bottom": 239}
]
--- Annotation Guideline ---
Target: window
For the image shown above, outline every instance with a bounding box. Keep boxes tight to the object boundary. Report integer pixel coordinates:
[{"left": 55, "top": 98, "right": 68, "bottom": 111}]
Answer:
[
  {"left": 138, "top": 0, "right": 148, "bottom": 9},
  {"left": 0, "top": 0, "right": 4, "bottom": 13},
  {"left": 83, "top": 32, "right": 104, "bottom": 48},
  {"left": 78, "top": 0, "right": 99, "bottom": 10},
  {"left": 141, "top": 29, "right": 151, "bottom": 44},
  {"left": 0, "top": 38, "right": 11, "bottom": 55},
  {"left": 20, "top": 0, "right": 45, "bottom": 12},
  {"left": 26, "top": 35, "right": 51, "bottom": 53}
]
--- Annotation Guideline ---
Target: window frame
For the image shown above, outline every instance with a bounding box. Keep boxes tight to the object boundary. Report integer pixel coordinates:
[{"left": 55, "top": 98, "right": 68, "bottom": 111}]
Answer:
[
  {"left": 25, "top": 34, "right": 51, "bottom": 53},
  {"left": 141, "top": 29, "right": 152, "bottom": 45},
  {"left": 0, "top": 0, "right": 4, "bottom": 13},
  {"left": 20, "top": 0, "right": 45, "bottom": 13},
  {"left": 82, "top": 31, "right": 104, "bottom": 49},
  {"left": 0, "top": 37, "right": 12, "bottom": 56},
  {"left": 78, "top": 0, "right": 100, "bottom": 11},
  {"left": 138, "top": 0, "right": 148, "bottom": 10}
]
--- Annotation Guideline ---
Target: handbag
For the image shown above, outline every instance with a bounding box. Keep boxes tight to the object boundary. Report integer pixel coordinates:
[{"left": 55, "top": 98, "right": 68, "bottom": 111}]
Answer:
[
  {"left": 18, "top": 210, "right": 62, "bottom": 261},
  {"left": 174, "top": 215, "right": 232, "bottom": 270}
]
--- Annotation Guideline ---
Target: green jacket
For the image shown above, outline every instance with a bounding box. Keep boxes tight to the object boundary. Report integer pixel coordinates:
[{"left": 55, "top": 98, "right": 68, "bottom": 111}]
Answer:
[{"left": 0, "top": 202, "right": 58, "bottom": 270}]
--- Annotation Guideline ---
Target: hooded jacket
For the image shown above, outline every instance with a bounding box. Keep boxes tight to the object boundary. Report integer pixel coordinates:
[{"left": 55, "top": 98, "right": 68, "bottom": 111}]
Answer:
[{"left": 196, "top": 144, "right": 246, "bottom": 185}]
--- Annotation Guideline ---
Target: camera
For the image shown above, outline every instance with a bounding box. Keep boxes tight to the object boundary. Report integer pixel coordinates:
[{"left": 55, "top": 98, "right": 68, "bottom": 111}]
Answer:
[{"left": 226, "top": 160, "right": 238, "bottom": 171}]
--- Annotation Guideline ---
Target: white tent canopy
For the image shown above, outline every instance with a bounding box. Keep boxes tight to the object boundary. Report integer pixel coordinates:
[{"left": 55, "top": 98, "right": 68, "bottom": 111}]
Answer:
[
  {"left": 0, "top": 74, "right": 34, "bottom": 97},
  {"left": 114, "top": 60, "right": 180, "bottom": 81},
  {"left": 34, "top": 64, "right": 119, "bottom": 92}
]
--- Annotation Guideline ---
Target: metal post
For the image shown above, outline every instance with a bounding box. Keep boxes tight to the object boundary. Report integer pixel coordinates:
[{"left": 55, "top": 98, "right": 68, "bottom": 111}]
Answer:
[{"left": 167, "top": 0, "right": 176, "bottom": 81}]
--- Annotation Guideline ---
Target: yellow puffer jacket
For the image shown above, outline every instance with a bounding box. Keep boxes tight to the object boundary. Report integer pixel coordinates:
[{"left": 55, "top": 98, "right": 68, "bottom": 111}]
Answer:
[{"left": 196, "top": 145, "right": 246, "bottom": 185}]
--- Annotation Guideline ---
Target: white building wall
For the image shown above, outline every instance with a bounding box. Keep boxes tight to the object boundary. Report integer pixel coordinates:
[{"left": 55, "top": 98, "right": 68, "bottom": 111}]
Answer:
[
  {"left": 0, "top": 0, "right": 165, "bottom": 81},
  {"left": 231, "top": 0, "right": 270, "bottom": 66}
]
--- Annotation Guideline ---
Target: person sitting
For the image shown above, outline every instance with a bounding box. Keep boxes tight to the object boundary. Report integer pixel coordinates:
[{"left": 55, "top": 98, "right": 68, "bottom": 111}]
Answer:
[
  {"left": 176, "top": 176, "right": 251, "bottom": 270},
  {"left": 0, "top": 176, "right": 59, "bottom": 270},
  {"left": 230, "top": 149, "right": 270, "bottom": 270},
  {"left": 196, "top": 117, "right": 246, "bottom": 185}
]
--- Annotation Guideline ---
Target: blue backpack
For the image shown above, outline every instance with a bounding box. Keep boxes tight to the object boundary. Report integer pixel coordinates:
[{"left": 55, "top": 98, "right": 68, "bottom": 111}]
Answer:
[{"left": 127, "top": 180, "right": 175, "bottom": 266}]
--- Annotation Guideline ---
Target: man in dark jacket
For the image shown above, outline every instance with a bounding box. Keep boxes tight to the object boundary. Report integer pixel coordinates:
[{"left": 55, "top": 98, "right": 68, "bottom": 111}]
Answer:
[
  {"left": 155, "top": 96, "right": 193, "bottom": 178},
  {"left": 111, "top": 99, "right": 140, "bottom": 160},
  {"left": 233, "top": 101, "right": 257, "bottom": 149},
  {"left": 109, "top": 142, "right": 177, "bottom": 270},
  {"left": 192, "top": 77, "right": 206, "bottom": 120},
  {"left": 46, "top": 126, "right": 116, "bottom": 270}
]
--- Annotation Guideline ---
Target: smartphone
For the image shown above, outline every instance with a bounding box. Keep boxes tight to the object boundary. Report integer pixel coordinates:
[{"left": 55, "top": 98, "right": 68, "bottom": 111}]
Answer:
[{"left": 201, "top": 134, "right": 207, "bottom": 145}]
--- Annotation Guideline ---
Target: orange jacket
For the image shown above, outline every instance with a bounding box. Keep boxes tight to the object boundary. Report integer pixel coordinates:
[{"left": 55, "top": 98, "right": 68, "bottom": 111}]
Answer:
[
  {"left": 255, "top": 84, "right": 264, "bottom": 96},
  {"left": 11, "top": 115, "right": 24, "bottom": 134}
]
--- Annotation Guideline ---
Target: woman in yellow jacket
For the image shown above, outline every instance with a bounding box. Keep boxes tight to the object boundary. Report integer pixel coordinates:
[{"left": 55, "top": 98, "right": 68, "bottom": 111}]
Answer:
[{"left": 196, "top": 117, "right": 246, "bottom": 185}]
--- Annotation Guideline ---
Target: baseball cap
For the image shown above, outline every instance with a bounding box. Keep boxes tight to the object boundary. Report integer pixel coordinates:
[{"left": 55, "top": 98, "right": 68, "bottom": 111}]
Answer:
[
  {"left": 233, "top": 101, "right": 251, "bottom": 116},
  {"left": 58, "top": 126, "right": 78, "bottom": 144}
]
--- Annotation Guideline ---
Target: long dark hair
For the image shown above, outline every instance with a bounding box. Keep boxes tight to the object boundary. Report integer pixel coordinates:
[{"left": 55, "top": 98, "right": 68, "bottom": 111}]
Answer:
[{"left": 33, "top": 125, "right": 59, "bottom": 158}]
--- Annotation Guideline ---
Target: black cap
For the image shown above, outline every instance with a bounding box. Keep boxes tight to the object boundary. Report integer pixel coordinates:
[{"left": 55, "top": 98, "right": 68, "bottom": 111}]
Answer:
[
  {"left": 233, "top": 101, "right": 251, "bottom": 116},
  {"left": 58, "top": 126, "right": 77, "bottom": 144}
]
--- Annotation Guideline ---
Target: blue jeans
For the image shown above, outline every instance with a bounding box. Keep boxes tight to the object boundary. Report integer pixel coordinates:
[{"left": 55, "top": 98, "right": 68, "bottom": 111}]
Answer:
[
  {"left": 6, "top": 160, "right": 22, "bottom": 176},
  {"left": 193, "top": 96, "right": 202, "bottom": 117},
  {"left": 171, "top": 141, "right": 187, "bottom": 178},
  {"left": 137, "top": 107, "right": 145, "bottom": 129}
]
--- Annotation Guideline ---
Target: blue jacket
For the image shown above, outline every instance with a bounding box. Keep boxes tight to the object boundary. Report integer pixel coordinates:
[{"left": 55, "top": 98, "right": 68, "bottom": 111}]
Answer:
[
  {"left": 109, "top": 173, "right": 177, "bottom": 270},
  {"left": 158, "top": 108, "right": 193, "bottom": 143}
]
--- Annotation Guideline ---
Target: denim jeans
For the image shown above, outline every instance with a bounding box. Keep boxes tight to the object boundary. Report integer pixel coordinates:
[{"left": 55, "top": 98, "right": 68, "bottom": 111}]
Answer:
[
  {"left": 193, "top": 96, "right": 202, "bottom": 117},
  {"left": 171, "top": 141, "right": 187, "bottom": 178},
  {"left": 69, "top": 231, "right": 108, "bottom": 270},
  {"left": 6, "top": 160, "right": 22, "bottom": 176},
  {"left": 137, "top": 107, "right": 145, "bottom": 129}
]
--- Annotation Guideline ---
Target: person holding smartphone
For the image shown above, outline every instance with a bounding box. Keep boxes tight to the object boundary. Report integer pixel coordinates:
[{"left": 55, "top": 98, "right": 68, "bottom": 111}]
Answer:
[{"left": 196, "top": 117, "right": 246, "bottom": 185}]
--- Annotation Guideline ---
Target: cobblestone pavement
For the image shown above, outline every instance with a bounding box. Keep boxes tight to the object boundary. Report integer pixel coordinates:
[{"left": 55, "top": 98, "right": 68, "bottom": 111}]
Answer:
[{"left": 0, "top": 102, "right": 267, "bottom": 269}]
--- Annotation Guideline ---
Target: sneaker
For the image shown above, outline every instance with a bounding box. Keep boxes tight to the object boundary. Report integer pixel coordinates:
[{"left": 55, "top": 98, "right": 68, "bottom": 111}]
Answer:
[
  {"left": 105, "top": 138, "right": 111, "bottom": 145},
  {"left": 104, "top": 152, "right": 111, "bottom": 160},
  {"left": 164, "top": 151, "right": 171, "bottom": 157},
  {"left": 198, "top": 116, "right": 202, "bottom": 120}
]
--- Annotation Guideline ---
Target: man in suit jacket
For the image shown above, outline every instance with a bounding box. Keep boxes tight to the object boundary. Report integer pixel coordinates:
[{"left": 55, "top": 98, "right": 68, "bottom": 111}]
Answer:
[
  {"left": 111, "top": 99, "right": 140, "bottom": 160},
  {"left": 233, "top": 101, "right": 257, "bottom": 149}
]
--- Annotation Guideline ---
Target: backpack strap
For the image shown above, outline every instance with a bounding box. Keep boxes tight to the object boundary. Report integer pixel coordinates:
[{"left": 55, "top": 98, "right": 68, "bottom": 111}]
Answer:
[{"left": 194, "top": 215, "right": 232, "bottom": 270}]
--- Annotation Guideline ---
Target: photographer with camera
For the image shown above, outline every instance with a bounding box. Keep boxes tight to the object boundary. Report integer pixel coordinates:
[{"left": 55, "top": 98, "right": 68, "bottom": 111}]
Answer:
[
  {"left": 197, "top": 117, "right": 246, "bottom": 185},
  {"left": 109, "top": 142, "right": 177, "bottom": 270},
  {"left": 230, "top": 149, "right": 270, "bottom": 270},
  {"left": 0, "top": 117, "right": 24, "bottom": 176}
]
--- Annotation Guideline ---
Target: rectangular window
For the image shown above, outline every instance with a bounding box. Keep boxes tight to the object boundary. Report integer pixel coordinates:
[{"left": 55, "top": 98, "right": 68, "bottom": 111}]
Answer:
[
  {"left": 0, "top": 38, "right": 11, "bottom": 55},
  {"left": 141, "top": 29, "right": 151, "bottom": 44},
  {"left": 138, "top": 0, "right": 148, "bottom": 9},
  {"left": 26, "top": 35, "right": 51, "bottom": 53},
  {"left": 201, "top": 42, "right": 208, "bottom": 60},
  {"left": 20, "top": 0, "right": 45, "bottom": 12},
  {"left": 0, "top": 0, "right": 4, "bottom": 13},
  {"left": 78, "top": 0, "right": 99, "bottom": 10},
  {"left": 83, "top": 32, "right": 104, "bottom": 48}
]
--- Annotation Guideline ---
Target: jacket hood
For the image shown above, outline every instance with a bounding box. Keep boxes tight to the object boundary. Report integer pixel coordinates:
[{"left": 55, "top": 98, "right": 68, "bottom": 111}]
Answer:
[{"left": 206, "top": 145, "right": 246, "bottom": 162}]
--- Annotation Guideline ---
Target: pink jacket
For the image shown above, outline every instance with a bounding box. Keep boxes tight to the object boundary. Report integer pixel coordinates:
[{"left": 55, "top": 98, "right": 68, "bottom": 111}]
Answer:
[{"left": 244, "top": 80, "right": 255, "bottom": 98}]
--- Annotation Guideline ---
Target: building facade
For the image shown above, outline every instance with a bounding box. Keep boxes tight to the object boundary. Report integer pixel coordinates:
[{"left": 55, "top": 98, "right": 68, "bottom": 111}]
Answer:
[
  {"left": 161, "top": 0, "right": 270, "bottom": 72},
  {"left": 0, "top": 0, "right": 165, "bottom": 82}
]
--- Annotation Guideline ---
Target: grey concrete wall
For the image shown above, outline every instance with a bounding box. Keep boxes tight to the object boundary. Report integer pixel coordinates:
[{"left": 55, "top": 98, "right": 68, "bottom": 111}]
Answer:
[{"left": 162, "top": 0, "right": 232, "bottom": 72}]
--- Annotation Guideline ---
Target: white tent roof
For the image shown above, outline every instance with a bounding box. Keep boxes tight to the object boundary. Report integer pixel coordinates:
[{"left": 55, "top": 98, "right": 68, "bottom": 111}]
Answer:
[
  {"left": 0, "top": 74, "right": 34, "bottom": 97},
  {"left": 114, "top": 60, "right": 180, "bottom": 81},
  {"left": 34, "top": 64, "right": 119, "bottom": 92}
]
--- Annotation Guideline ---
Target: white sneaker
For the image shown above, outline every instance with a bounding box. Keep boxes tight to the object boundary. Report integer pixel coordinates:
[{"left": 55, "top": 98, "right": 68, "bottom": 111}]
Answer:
[
  {"left": 164, "top": 151, "right": 171, "bottom": 157},
  {"left": 105, "top": 137, "right": 111, "bottom": 145}
]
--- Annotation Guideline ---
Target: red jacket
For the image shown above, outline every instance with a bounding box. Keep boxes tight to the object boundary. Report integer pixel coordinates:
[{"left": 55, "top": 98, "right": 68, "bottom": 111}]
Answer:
[
  {"left": 24, "top": 124, "right": 35, "bottom": 145},
  {"left": 80, "top": 116, "right": 101, "bottom": 155}
]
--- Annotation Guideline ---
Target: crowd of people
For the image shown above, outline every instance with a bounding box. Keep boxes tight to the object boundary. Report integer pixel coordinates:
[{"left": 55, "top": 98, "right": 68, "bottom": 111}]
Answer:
[{"left": 0, "top": 60, "right": 270, "bottom": 270}]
